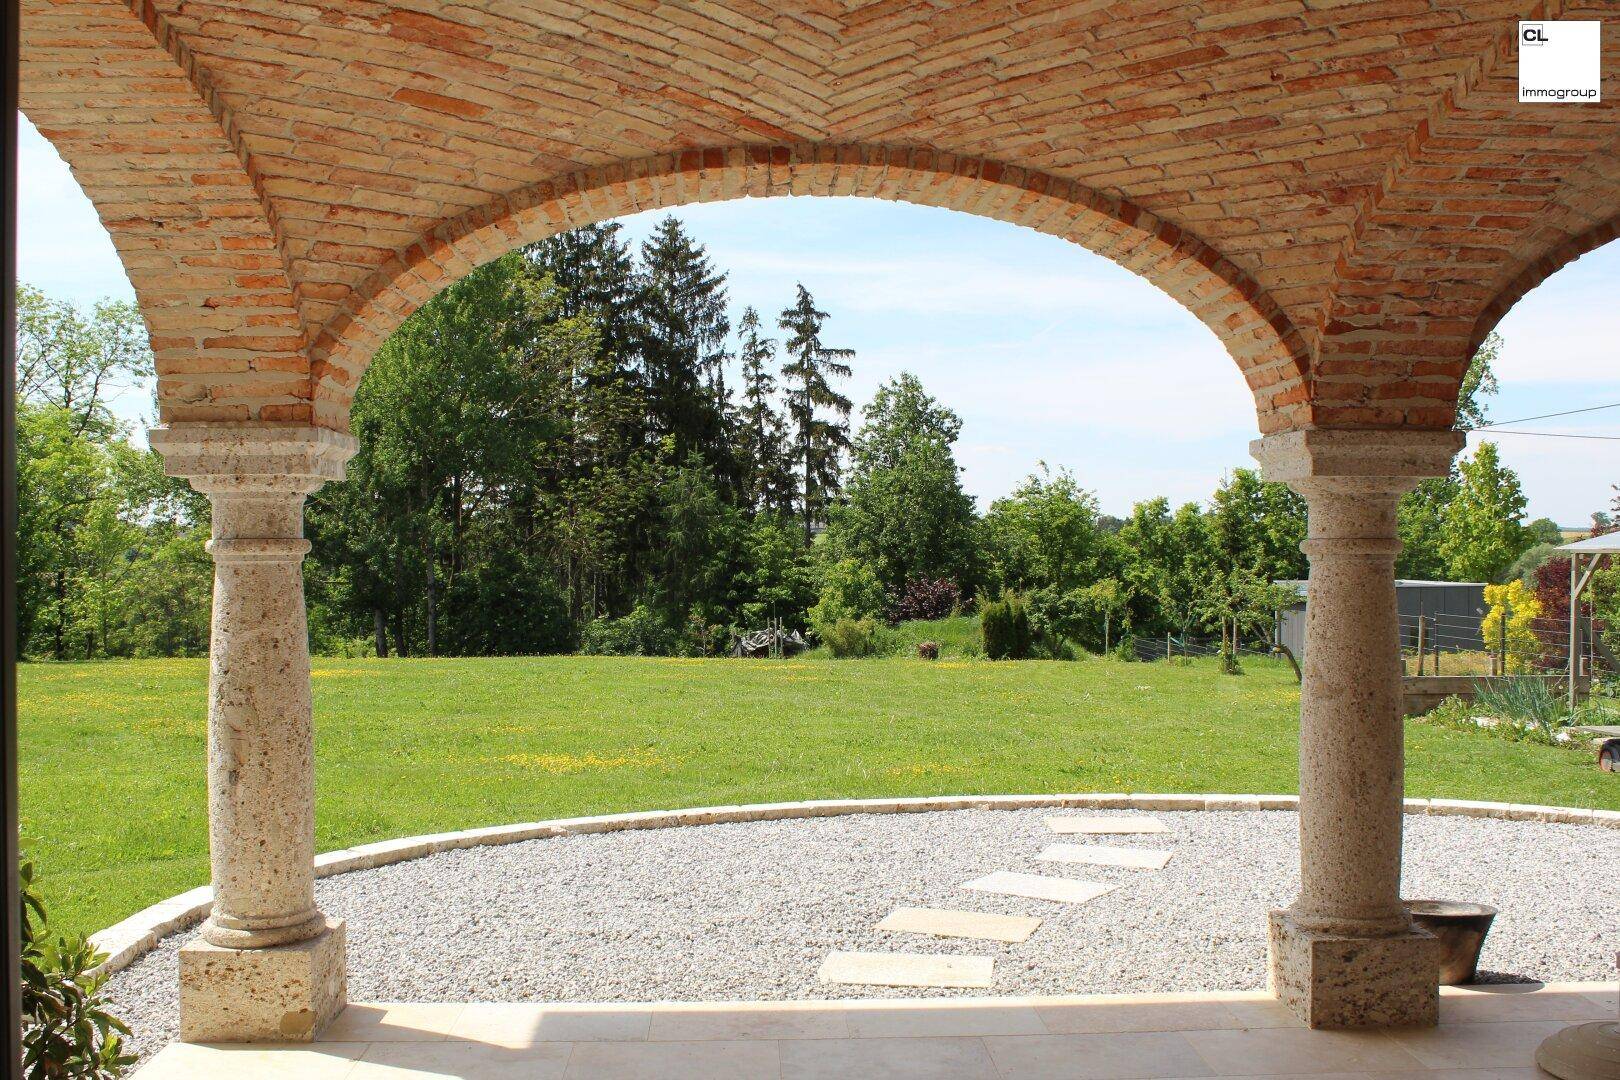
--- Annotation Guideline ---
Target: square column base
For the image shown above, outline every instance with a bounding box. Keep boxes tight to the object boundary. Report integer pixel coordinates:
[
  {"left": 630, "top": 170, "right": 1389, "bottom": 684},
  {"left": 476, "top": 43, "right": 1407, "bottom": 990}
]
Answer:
[
  {"left": 1267, "top": 909, "right": 1439, "bottom": 1029},
  {"left": 179, "top": 918, "right": 346, "bottom": 1043}
]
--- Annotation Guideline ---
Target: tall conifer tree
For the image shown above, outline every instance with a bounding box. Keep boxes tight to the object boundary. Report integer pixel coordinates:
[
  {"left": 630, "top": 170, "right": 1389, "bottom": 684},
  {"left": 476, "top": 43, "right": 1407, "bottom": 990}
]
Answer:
[
  {"left": 778, "top": 284, "right": 854, "bottom": 543},
  {"left": 736, "top": 306, "right": 794, "bottom": 515},
  {"left": 635, "top": 217, "right": 731, "bottom": 466}
]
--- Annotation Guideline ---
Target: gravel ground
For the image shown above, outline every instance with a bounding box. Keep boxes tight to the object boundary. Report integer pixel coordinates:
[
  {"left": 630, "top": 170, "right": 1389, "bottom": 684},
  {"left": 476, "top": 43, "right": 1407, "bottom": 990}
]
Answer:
[{"left": 105, "top": 808, "right": 1617, "bottom": 1060}]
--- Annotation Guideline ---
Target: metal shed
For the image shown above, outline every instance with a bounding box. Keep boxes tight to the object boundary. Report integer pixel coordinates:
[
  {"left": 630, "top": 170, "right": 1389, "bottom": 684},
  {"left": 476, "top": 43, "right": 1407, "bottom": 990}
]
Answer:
[{"left": 1274, "top": 580, "right": 1487, "bottom": 661}]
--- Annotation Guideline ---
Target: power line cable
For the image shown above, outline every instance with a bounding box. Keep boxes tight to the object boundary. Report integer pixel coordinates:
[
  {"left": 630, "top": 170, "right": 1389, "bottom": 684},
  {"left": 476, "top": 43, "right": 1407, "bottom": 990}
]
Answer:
[
  {"left": 1477, "top": 429, "right": 1620, "bottom": 441},
  {"left": 1477, "top": 401, "right": 1620, "bottom": 428}
]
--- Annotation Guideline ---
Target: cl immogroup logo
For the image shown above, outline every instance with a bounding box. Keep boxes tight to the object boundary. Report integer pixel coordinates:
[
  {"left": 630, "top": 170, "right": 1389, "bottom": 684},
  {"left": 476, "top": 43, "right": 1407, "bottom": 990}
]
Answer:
[{"left": 1518, "top": 20, "right": 1602, "bottom": 102}]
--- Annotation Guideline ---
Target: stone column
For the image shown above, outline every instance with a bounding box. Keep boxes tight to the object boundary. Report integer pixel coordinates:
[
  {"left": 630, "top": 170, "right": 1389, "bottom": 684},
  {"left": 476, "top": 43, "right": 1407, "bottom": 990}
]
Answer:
[
  {"left": 1251, "top": 429, "right": 1462, "bottom": 1029},
  {"left": 149, "top": 423, "right": 357, "bottom": 1043}
]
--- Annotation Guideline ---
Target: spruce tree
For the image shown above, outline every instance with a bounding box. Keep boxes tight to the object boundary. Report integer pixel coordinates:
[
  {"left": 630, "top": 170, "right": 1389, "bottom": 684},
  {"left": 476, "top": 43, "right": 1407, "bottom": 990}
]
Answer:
[
  {"left": 635, "top": 216, "right": 731, "bottom": 465},
  {"left": 778, "top": 284, "right": 854, "bottom": 543},
  {"left": 736, "top": 306, "right": 794, "bottom": 515}
]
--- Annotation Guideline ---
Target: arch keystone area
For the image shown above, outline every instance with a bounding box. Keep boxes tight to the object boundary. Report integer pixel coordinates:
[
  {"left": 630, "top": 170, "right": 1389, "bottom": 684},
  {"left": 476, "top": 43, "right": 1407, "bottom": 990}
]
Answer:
[{"left": 307, "top": 144, "right": 1315, "bottom": 435}]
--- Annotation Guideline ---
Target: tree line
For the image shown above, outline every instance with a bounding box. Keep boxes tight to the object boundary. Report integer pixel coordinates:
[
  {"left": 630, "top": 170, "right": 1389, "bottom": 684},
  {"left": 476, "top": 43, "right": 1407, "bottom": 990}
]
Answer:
[{"left": 12, "top": 221, "right": 1616, "bottom": 662}]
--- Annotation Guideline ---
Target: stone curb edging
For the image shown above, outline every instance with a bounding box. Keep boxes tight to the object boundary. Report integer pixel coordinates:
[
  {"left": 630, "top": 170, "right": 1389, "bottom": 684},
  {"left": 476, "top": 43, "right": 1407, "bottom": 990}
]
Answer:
[{"left": 89, "top": 792, "right": 1618, "bottom": 978}]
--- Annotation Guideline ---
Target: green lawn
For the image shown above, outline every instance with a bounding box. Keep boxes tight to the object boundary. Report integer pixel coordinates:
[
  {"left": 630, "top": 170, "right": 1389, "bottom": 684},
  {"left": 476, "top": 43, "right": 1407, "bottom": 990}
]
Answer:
[{"left": 20, "top": 653, "right": 1617, "bottom": 940}]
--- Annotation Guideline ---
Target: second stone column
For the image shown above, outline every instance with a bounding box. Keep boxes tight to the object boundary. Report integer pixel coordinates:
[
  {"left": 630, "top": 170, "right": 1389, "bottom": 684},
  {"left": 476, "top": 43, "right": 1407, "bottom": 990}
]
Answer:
[{"left": 1252, "top": 429, "right": 1462, "bottom": 1029}]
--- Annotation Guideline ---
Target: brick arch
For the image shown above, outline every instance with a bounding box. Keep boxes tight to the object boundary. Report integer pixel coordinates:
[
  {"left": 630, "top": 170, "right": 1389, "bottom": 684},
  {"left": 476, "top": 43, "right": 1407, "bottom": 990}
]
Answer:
[
  {"left": 307, "top": 144, "right": 1315, "bottom": 435},
  {"left": 1471, "top": 215, "right": 1620, "bottom": 353},
  {"left": 20, "top": 0, "right": 311, "bottom": 423}
]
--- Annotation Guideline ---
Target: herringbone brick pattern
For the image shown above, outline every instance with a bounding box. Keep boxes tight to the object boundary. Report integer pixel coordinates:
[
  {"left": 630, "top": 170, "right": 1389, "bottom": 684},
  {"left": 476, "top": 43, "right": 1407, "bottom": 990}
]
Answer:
[{"left": 17, "top": 0, "right": 1620, "bottom": 433}]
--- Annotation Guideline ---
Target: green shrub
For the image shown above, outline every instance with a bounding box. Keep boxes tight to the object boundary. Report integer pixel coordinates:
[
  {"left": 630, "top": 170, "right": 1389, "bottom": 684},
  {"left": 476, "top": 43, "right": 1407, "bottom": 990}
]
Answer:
[
  {"left": 21, "top": 850, "right": 134, "bottom": 1079},
  {"left": 822, "top": 617, "right": 893, "bottom": 658},
  {"left": 1472, "top": 676, "right": 1569, "bottom": 737},
  {"left": 981, "top": 593, "right": 1033, "bottom": 660},
  {"left": 981, "top": 597, "right": 1009, "bottom": 658},
  {"left": 1421, "top": 693, "right": 1562, "bottom": 746},
  {"left": 809, "top": 559, "right": 887, "bottom": 640},
  {"left": 580, "top": 605, "right": 678, "bottom": 656}
]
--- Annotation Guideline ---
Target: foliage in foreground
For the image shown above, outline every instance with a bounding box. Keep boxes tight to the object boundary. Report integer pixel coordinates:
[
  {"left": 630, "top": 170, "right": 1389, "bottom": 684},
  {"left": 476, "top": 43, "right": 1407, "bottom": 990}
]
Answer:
[{"left": 21, "top": 851, "right": 133, "bottom": 1079}]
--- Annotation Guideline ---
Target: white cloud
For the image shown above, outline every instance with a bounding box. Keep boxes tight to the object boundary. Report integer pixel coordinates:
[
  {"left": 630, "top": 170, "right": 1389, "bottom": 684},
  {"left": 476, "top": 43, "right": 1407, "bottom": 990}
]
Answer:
[
  {"left": 1492, "top": 244, "right": 1620, "bottom": 386},
  {"left": 723, "top": 250, "right": 1177, "bottom": 323},
  {"left": 1469, "top": 431, "right": 1619, "bottom": 526},
  {"left": 15, "top": 116, "right": 133, "bottom": 306}
]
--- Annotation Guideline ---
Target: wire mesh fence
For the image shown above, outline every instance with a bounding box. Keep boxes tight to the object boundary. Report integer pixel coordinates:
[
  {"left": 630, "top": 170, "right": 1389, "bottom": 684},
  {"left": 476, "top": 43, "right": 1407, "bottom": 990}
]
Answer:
[{"left": 1397, "top": 609, "right": 1612, "bottom": 681}]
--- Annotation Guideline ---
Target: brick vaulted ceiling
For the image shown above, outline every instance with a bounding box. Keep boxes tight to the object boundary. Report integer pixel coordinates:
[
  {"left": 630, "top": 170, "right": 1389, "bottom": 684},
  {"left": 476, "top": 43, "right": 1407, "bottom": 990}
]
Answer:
[{"left": 18, "top": 0, "right": 1620, "bottom": 434}]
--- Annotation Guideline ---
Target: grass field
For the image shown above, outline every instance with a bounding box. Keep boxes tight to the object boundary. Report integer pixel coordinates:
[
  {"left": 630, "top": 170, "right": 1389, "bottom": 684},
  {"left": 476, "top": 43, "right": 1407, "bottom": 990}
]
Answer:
[{"left": 20, "top": 652, "right": 1618, "bottom": 940}]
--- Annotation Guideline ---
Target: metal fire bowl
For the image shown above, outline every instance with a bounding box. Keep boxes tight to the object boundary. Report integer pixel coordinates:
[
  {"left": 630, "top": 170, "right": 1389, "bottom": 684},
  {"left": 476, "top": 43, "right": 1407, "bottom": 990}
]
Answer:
[{"left": 1406, "top": 900, "right": 1498, "bottom": 985}]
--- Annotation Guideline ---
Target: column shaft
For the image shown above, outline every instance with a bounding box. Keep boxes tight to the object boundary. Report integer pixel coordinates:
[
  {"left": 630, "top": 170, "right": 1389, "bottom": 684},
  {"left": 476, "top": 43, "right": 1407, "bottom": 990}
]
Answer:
[
  {"left": 1293, "top": 487, "right": 1408, "bottom": 934},
  {"left": 200, "top": 487, "right": 325, "bottom": 949}
]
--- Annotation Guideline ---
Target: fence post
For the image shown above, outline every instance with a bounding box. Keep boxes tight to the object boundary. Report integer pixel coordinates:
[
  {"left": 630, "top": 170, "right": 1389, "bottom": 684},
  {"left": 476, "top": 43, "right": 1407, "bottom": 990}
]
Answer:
[
  {"left": 1415, "top": 613, "right": 1426, "bottom": 677},
  {"left": 1497, "top": 603, "right": 1509, "bottom": 677},
  {"left": 1568, "top": 556, "right": 1579, "bottom": 710}
]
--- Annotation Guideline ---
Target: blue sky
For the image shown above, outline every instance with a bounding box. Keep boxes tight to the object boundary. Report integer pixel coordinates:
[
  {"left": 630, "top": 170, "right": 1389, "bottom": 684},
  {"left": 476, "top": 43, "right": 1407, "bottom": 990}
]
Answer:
[{"left": 18, "top": 115, "right": 1620, "bottom": 526}]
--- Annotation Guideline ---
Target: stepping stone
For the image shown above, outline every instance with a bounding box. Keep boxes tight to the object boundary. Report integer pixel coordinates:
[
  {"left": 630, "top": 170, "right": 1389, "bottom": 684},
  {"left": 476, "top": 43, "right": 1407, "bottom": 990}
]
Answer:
[
  {"left": 877, "top": 906, "right": 1042, "bottom": 943},
  {"left": 1045, "top": 816, "right": 1169, "bottom": 835},
  {"left": 960, "top": 871, "right": 1118, "bottom": 906},
  {"left": 817, "top": 951, "right": 993, "bottom": 989},
  {"left": 1036, "top": 843, "right": 1173, "bottom": 870}
]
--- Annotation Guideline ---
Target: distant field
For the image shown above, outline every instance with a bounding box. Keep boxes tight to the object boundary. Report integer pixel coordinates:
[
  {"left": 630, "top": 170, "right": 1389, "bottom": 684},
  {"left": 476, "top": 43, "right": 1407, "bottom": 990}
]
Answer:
[{"left": 20, "top": 651, "right": 1617, "bottom": 940}]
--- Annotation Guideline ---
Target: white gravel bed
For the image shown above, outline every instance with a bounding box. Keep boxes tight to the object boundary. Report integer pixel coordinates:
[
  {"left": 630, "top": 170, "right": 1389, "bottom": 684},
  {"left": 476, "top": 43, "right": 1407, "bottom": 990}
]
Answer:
[{"left": 105, "top": 808, "right": 1617, "bottom": 1060}]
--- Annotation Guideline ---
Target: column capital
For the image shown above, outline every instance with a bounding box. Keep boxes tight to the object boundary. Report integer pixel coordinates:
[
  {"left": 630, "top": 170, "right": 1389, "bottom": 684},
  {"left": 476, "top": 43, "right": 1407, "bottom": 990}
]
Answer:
[
  {"left": 148, "top": 422, "right": 358, "bottom": 496},
  {"left": 1249, "top": 429, "right": 1464, "bottom": 497}
]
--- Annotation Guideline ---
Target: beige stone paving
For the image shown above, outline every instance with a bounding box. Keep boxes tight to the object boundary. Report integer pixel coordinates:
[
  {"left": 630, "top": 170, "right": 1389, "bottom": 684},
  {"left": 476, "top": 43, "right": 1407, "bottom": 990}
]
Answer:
[
  {"left": 817, "top": 950, "right": 995, "bottom": 989},
  {"left": 1047, "top": 817, "right": 1172, "bottom": 835},
  {"left": 961, "top": 870, "right": 1119, "bottom": 905},
  {"left": 876, "top": 906, "right": 1043, "bottom": 943},
  {"left": 130, "top": 985, "right": 1612, "bottom": 1079},
  {"left": 1036, "top": 843, "right": 1175, "bottom": 869}
]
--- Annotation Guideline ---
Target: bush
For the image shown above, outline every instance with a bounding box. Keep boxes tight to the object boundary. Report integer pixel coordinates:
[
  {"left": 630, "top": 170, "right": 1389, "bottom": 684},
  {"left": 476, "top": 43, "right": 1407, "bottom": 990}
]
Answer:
[
  {"left": 319, "top": 637, "right": 377, "bottom": 659},
  {"left": 1026, "top": 586, "right": 1084, "bottom": 653},
  {"left": 890, "top": 578, "right": 961, "bottom": 622},
  {"left": 1472, "top": 676, "right": 1568, "bottom": 736},
  {"left": 822, "top": 617, "right": 893, "bottom": 658},
  {"left": 981, "top": 593, "right": 1033, "bottom": 660},
  {"left": 809, "top": 559, "right": 887, "bottom": 640},
  {"left": 580, "top": 604, "right": 678, "bottom": 656},
  {"left": 21, "top": 850, "right": 134, "bottom": 1078},
  {"left": 1422, "top": 693, "right": 1563, "bottom": 747},
  {"left": 916, "top": 641, "right": 940, "bottom": 660}
]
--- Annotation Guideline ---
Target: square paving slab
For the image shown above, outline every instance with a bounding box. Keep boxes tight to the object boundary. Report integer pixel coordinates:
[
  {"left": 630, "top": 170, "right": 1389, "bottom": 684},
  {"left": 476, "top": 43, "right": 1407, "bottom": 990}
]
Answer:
[
  {"left": 817, "top": 950, "right": 994, "bottom": 989},
  {"left": 1046, "top": 816, "right": 1169, "bottom": 834},
  {"left": 877, "top": 906, "right": 1043, "bottom": 943},
  {"left": 960, "top": 871, "right": 1118, "bottom": 906},
  {"left": 1036, "top": 843, "right": 1174, "bottom": 869}
]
